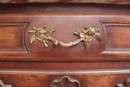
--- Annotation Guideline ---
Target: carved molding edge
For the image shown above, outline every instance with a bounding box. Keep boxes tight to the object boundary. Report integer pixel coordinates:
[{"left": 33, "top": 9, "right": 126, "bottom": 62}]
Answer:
[
  {"left": 116, "top": 77, "right": 130, "bottom": 87},
  {"left": 0, "top": 79, "right": 12, "bottom": 87},
  {"left": 50, "top": 76, "right": 81, "bottom": 87}
]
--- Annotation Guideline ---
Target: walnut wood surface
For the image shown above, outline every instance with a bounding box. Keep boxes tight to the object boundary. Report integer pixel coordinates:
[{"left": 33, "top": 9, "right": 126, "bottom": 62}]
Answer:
[
  {"left": 0, "top": 0, "right": 130, "bottom": 4},
  {"left": 0, "top": 69, "right": 129, "bottom": 87},
  {"left": 0, "top": 4, "right": 130, "bottom": 61},
  {"left": 0, "top": 3, "right": 130, "bottom": 87},
  {"left": 0, "top": 4, "right": 130, "bottom": 15}
]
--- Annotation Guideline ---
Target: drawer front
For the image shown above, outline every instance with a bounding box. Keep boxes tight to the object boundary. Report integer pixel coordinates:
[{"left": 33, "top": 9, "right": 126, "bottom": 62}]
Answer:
[
  {"left": 0, "top": 15, "right": 130, "bottom": 61},
  {"left": 0, "top": 69, "right": 130, "bottom": 87}
]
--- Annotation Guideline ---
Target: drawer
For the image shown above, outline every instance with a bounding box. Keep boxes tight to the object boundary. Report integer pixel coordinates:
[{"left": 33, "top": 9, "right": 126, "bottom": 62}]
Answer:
[
  {"left": 0, "top": 4, "right": 130, "bottom": 62},
  {"left": 0, "top": 69, "right": 130, "bottom": 87}
]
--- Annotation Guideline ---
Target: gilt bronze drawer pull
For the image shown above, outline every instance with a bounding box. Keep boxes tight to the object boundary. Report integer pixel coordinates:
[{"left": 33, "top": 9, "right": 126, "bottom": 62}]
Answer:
[{"left": 29, "top": 26, "right": 102, "bottom": 48}]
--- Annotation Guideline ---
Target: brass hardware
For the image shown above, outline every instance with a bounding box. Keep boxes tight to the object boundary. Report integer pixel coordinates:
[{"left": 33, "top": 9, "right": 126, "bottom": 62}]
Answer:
[
  {"left": 29, "top": 26, "right": 102, "bottom": 48},
  {"left": 0, "top": 79, "right": 12, "bottom": 87},
  {"left": 50, "top": 76, "right": 80, "bottom": 87}
]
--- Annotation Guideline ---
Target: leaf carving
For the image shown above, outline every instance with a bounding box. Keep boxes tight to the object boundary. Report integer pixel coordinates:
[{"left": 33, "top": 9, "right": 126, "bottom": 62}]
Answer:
[
  {"left": 50, "top": 76, "right": 80, "bottom": 87},
  {"left": 95, "top": 33, "right": 102, "bottom": 42},
  {"left": 30, "top": 35, "right": 36, "bottom": 43},
  {"left": 28, "top": 26, "right": 102, "bottom": 48}
]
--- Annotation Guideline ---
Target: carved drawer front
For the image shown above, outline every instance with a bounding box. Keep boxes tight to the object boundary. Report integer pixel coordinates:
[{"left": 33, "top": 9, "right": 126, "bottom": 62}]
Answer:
[
  {"left": 0, "top": 14, "right": 130, "bottom": 61},
  {"left": 0, "top": 69, "right": 130, "bottom": 87}
]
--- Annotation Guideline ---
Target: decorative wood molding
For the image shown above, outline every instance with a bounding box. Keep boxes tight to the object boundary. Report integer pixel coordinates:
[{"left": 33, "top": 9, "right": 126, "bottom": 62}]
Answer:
[
  {"left": 0, "top": 79, "right": 12, "bottom": 87},
  {"left": 50, "top": 76, "right": 80, "bottom": 87},
  {"left": 100, "top": 20, "right": 130, "bottom": 54},
  {"left": 1, "top": 69, "right": 130, "bottom": 75},
  {"left": 0, "top": 21, "right": 30, "bottom": 54},
  {"left": 116, "top": 77, "right": 130, "bottom": 87}
]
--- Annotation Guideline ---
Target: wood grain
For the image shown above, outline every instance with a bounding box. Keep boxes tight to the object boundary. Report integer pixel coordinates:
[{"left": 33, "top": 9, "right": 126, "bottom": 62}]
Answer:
[
  {"left": 0, "top": 69, "right": 129, "bottom": 87},
  {"left": 0, "top": 4, "right": 130, "bottom": 61},
  {"left": 0, "top": 3, "right": 130, "bottom": 87},
  {"left": 0, "top": 0, "right": 130, "bottom": 4},
  {"left": 0, "top": 15, "right": 130, "bottom": 61},
  {"left": 0, "top": 22, "right": 29, "bottom": 54}
]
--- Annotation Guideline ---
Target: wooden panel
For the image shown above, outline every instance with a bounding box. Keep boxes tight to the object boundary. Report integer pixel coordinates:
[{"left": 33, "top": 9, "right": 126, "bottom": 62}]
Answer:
[
  {"left": 0, "top": 4, "right": 130, "bottom": 61},
  {"left": 0, "top": 15, "right": 130, "bottom": 61},
  {"left": 0, "top": 69, "right": 130, "bottom": 87},
  {"left": 0, "top": 4, "right": 130, "bottom": 15},
  {"left": 101, "top": 21, "right": 130, "bottom": 54},
  {"left": 0, "top": 61, "right": 130, "bottom": 70},
  {"left": 0, "top": 22, "right": 30, "bottom": 54}
]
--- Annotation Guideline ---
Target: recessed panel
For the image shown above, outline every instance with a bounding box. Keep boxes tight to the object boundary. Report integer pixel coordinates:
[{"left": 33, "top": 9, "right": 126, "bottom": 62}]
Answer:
[
  {"left": 0, "top": 22, "right": 29, "bottom": 54},
  {"left": 1, "top": 16, "right": 130, "bottom": 61},
  {"left": 0, "top": 26, "right": 22, "bottom": 48},
  {"left": 101, "top": 22, "right": 130, "bottom": 54}
]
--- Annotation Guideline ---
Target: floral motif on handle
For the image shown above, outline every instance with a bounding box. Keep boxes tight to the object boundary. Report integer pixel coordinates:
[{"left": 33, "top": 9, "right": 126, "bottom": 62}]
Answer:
[{"left": 29, "top": 26, "right": 102, "bottom": 48}]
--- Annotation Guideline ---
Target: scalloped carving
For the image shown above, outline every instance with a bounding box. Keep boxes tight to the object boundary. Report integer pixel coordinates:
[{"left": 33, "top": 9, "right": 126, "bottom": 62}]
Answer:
[
  {"left": 50, "top": 76, "right": 80, "bottom": 87},
  {"left": 0, "top": 79, "right": 12, "bottom": 87},
  {"left": 116, "top": 77, "right": 130, "bottom": 87}
]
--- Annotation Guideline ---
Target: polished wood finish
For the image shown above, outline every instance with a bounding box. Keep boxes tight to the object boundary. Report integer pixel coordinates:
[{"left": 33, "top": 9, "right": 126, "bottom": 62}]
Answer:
[
  {"left": 0, "top": 3, "right": 130, "bottom": 87},
  {"left": 0, "top": 69, "right": 130, "bottom": 87},
  {"left": 0, "top": 4, "right": 130, "bottom": 61},
  {"left": 0, "top": 22, "right": 29, "bottom": 54},
  {"left": 0, "top": 4, "right": 130, "bottom": 15},
  {"left": 0, "top": 0, "right": 130, "bottom": 4}
]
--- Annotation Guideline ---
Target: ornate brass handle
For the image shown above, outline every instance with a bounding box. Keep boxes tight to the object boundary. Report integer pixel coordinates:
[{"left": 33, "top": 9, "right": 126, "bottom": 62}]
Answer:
[{"left": 29, "top": 26, "right": 102, "bottom": 48}]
